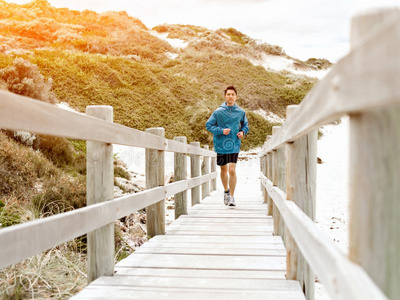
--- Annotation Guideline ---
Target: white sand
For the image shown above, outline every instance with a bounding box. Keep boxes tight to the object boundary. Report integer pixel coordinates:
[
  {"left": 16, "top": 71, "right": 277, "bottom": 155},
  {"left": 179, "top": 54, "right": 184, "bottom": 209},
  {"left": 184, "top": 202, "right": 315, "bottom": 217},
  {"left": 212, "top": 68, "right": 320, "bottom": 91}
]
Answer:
[
  {"left": 150, "top": 31, "right": 188, "bottom": 49},
  {"left": 251, "top": 53, "right": 330, "bottom": 79}
]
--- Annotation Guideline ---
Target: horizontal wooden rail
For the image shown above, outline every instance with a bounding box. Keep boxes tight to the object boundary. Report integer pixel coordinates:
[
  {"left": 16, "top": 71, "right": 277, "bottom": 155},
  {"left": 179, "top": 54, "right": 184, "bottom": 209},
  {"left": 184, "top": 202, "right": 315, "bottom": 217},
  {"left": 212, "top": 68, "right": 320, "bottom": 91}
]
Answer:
[
  {"left": 260, "top": 173, "right": 387, "bottom": 300},
  {"left": 0, "top": 91, "right": 215, "bottom": 157},
  {"left": 262, "top": 16, "right": 400, "bottom": 154},
  {"left": 0, "top": 172, "right": 217, "bottom": 270}
]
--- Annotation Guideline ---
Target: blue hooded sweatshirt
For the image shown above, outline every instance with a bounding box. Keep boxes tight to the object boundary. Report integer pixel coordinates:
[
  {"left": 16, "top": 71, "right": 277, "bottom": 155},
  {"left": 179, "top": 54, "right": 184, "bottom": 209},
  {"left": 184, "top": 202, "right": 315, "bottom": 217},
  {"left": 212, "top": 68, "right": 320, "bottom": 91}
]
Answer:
[{"left": 206, "top": 102, "right": 249, "bottom": 154}]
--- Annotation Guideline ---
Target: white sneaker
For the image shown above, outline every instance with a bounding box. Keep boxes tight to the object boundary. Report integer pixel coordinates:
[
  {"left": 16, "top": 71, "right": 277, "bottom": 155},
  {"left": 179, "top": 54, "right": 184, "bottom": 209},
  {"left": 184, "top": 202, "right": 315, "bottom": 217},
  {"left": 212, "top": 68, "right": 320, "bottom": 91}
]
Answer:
[
  {"left": 228, "top": 196, "right": 236, "bottom": 207},
  {"left": 223, "top": 191, "right": 230, "bottom": 205}
]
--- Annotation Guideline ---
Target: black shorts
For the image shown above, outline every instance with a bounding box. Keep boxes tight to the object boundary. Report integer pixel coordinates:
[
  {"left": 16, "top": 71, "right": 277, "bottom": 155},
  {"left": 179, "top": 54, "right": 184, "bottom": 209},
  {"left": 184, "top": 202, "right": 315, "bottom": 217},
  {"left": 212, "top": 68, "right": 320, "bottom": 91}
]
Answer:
[{"left": 217, "top": 153, "right": 239, "bottom": 166}]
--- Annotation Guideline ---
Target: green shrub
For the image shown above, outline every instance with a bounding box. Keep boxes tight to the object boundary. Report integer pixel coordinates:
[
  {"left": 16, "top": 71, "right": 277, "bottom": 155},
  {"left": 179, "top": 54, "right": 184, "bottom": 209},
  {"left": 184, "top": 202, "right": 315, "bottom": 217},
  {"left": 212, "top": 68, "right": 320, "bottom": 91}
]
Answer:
[
  {"left": 114, "top": 165, "right": 130, "bottom": 180},
  {"left": 0, "top": 57, "right": 56, "bottom": 103},
  {"left": 37, "top": 135, "right": 75, "bottom": 167},
  {"left": 0, "top": 199, "right": 21, "bottom": 228},
  {"left": 32, "top": 175, "right": 86, "bottom": 217},
  {"left": 0, "top": 132, "right": 58, "bottom": 199}
]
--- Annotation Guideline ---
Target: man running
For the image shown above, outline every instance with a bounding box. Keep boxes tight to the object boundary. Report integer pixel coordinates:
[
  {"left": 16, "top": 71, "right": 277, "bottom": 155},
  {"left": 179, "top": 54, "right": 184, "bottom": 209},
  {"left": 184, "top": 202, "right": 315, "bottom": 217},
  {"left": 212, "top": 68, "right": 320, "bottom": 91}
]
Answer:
[{"left": 206, "top": 86, "right": 249, "bottom": 206}]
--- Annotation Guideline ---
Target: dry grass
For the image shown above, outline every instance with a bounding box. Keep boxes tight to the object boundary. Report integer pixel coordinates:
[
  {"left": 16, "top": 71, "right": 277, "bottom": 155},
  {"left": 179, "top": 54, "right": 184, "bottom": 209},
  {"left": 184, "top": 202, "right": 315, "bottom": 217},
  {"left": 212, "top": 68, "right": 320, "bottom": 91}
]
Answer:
[{"left": 0, "top": 246, "right": 87, "bottom": 300}]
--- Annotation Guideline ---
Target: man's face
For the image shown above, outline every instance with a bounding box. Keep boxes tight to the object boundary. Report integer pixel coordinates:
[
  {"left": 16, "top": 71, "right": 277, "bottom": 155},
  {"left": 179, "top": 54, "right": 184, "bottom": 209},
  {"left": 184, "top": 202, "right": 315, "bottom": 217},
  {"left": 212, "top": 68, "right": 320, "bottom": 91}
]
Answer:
[{"left": 225, "top": 89, "right": 237, "bottom": 106}]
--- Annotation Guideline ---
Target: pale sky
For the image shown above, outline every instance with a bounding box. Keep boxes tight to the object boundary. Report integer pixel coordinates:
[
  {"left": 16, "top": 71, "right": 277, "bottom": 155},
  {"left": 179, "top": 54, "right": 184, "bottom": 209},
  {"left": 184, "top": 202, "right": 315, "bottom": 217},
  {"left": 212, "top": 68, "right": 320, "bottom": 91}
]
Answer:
[{"left": 8, "top": 0, "right": 400, "bottom": 62}]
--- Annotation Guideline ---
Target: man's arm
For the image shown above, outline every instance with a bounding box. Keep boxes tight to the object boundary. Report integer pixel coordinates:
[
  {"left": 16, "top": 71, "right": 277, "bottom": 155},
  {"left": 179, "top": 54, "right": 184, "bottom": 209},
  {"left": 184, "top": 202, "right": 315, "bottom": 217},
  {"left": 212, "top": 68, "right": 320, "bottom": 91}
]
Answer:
[
  {"left": 240, "top": 112, "right": 249, "bottom": 135},
  {"left": 206, "top": 112, "right": 224, "bottom": 136}
]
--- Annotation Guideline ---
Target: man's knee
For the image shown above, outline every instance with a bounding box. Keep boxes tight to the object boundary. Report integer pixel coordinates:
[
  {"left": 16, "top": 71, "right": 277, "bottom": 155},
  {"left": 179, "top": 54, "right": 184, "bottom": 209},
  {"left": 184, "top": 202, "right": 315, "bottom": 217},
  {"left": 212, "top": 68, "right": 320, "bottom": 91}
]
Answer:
[
  {"left": 220, "top": 165, "right": 228, "bottom": 175},
  {"left": 228, "top": 166, "right": 236, "bottom": 176}
]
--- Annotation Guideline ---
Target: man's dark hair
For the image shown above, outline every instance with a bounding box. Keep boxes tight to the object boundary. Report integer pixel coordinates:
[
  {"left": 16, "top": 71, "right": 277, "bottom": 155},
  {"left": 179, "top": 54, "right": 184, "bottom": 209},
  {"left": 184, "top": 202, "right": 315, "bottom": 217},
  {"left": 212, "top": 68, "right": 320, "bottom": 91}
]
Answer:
[{"left": 224, "top": 85, "right": 237, "bottom": 95}]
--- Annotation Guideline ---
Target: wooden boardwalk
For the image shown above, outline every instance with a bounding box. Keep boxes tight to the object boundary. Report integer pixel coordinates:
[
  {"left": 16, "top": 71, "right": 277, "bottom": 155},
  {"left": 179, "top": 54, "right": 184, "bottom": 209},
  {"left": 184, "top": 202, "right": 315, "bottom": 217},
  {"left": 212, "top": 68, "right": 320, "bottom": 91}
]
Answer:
[{"left": 72, "top": 187, "right": 305, "bottom": 299}]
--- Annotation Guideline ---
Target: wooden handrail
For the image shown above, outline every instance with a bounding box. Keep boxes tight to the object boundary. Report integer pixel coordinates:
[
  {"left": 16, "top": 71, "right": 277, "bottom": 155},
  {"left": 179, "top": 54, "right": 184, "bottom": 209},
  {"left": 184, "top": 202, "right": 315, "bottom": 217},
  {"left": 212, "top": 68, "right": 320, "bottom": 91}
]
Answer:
[
  {"left": 0, "top": 90, "right": 216, "bottom": 157},
  {"left": 260, "top": 174, "right": 387, "bottom": 300},
  {"left": 260, "top": 8, "right": 400, "bottom": 299},
  {"left": 0, "top": 95, "right": 218, "bottom": 283},
  {"left": 0, "top": 172, "right": 217, "bottom": 270},
  {"left": 261, "top": 15, "right": 400, "bottom": 154}
]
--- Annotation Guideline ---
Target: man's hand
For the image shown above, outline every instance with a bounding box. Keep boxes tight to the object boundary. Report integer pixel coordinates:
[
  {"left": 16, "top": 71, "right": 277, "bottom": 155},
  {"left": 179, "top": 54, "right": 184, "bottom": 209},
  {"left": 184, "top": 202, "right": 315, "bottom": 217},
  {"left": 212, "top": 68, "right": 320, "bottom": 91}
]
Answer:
[
  {"left": 237, "top": 131, "right": 244, "bottom": 139},
  {"left": 223, "top": 128, "right": 231, "bottom": 135}
]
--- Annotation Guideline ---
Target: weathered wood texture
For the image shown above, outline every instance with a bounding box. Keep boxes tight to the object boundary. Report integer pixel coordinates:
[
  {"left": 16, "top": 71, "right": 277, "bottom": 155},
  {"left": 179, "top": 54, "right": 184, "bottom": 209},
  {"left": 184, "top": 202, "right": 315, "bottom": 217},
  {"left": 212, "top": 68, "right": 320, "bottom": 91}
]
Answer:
[
  {"left": 174, "top": 136, "right": 188, "bottom": 219},
  {"left": 190, "top": 142, "right": 201, "bottom": 205},
  {"left": 261, "top": 174, "right": 387, "bottom": 300},
  {"left": 259, "top": 13, "right": 400, "bottom": 154},
  {"left": 272, "top": 126, "right": 285, "bottom": 239},
  {"left": 0, "top": 90, "right": 215, "bottom": 157},
  {"left": 211, "top": 154, "right": 217, "bottom": 191},
  {"left": 266, "top": 138, "right": 273, "bottom": 215},
  {"left": 72, "top": 184, "right": 305, "bottom": 300},
  {"left": 86, "top": 106, "right": 115, "bottom": 283},
  {"left": 0, "top": 172, "right": 217, "bottom": 270},
  {"left": 260, "top": 156, "right": 265, "bottom": 193},
  {"left": 349, "top": 8, "right": 400, "bottom": 299},
  {"left": 201, "top": 145, "right": 210, "bottom": 199},
  {"left": 285, "top": 105, "right": 317, "bottom": 300},
  {"left": 146, "top": 127, "right": 166, "bottom": 237}
]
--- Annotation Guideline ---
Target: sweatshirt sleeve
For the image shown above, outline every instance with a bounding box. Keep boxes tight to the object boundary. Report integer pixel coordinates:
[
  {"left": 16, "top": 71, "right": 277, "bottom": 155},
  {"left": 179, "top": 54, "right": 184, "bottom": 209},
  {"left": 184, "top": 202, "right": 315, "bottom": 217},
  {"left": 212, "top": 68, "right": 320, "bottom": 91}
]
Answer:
[
  {"left": 240, "top": 112, "right": 249, "bottom": 135},
  {"left": 206, "top": 111, "right": 223, "bottom": 136}
]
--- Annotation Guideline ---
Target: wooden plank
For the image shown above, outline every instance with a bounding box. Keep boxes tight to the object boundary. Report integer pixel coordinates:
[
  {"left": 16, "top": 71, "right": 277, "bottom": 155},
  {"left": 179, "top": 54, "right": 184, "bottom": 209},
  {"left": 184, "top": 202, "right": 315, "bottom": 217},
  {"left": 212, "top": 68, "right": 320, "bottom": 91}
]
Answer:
[
  {"left": 166, "top": 225, "right": 273, "bottom": 232},
  {"left": 348, "top": 8, "right": 400, "bottom": 300},
  {"left": 266, "top": 148, "right": 273, "bottom": 215},
  {"left": 211, "top": 155, "right": 217, "bottom": 191},
  {"left": 165, "top": 231, "right": 273, "bottom": 236},
  {"left": 72, "top": 286, "right": 305, "bottom": 300},
  {"left": 0, "top": 90, "right": 215, "bottom": 156},
  {"left": 145, "top": 127, "right": 166, "bottom": 237},
  {"left": 86, "top": 105, "right": 115, "bottom": 282},
  {"left": 141, "top": 242, "right": 285, "bottom": 250},
  {"left": 178, "top": 214, "right": 271, "bottom": 219},
  {"left": 187, "top": 209, "right": 267, "bottom": 214},
  {"left": 188, "top": 206, "right": 268, "bottom": 210},
  {"left": 117, "top": 254, "right": 286, "bottom": 271},
  {"left": 190, "top": 142, "right": 201, "bottom": 205},
  {"left": 174, "top": 136, "right": 188, "bottom": 219},
  {"left": 134, "top": 247, "right": 286, "bottom": 256},
  {"left": 0, "top": 173, "right": 216, "bottom": 269},
  {"left": 150, "top": 234, "right": 282, "bottom": 244},
  {"left": 284, "top": 105, "right": 317, "bottom": 299},
  {"left": 171, "top": 222, "right": 273, "bottom": 227},
  {"left": 201, "top": 200, "right": 262, "bottom": 203},
  {"left": 88, "top": 275, "right": 301, "bottom": 291},
  {"left": 201, "top": 145, "right": 210, "bottom": 199},
  {"left": 173, "top": 219, "right": 273, "bottom": 224},
  {"left": 113, "top": 267, "right": 287, "bottom": 279},
  {"left": 261, "top": 174, "right": 387, "bottom": 300},
  {"left": 261, "top": 16, "right": 400, "bottom": 154}
]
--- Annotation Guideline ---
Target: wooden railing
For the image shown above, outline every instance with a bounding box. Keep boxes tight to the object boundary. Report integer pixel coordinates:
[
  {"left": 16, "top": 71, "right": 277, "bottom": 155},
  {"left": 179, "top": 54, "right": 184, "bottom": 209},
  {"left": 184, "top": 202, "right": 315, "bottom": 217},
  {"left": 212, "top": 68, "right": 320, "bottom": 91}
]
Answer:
[
  {"left": 0, "top": 92, "right": 217, "bottom": 283},
  {"left": 260, "top": 8, "right": 400, "bottom": 300}
]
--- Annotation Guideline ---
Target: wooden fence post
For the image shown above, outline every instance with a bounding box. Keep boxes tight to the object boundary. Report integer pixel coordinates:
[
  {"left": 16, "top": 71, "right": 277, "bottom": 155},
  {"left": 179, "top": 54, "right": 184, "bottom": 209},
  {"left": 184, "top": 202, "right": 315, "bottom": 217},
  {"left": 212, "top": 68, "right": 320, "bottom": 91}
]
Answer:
[
  {"left": 284, "top": 105, "right": 317, "bottom": 300},
  {"left": 260, "top": 156, "right": 265, "bottom": 192},
  {"left": 272, "top": 126, "right": 286, "bottom": 239},
  {"left": 190, "top": 142, "right": 201, "bottom": 205},
  {"left": 86, "top": 105, "right": 114, "bottom": 283},
  {"left": 211, "top": 153, "right": 217, "bottom": 192},
  {"left": 266, "top": 135, "right": 273, "bottom": 216},
  {"left": 145, "top": 127, "right": 165, "bottom": 237},
  {"left": 262, "top": 156, "right": 268, "bottom": 204},
  {"left": 201, "top": 145, "right": 210, "bottom": 199},
  {"left": 349, "top": 9, "right": 400, "bottom": 299},
  {"left": 174, "top": 136, "right": 187, "bottom": 219}
]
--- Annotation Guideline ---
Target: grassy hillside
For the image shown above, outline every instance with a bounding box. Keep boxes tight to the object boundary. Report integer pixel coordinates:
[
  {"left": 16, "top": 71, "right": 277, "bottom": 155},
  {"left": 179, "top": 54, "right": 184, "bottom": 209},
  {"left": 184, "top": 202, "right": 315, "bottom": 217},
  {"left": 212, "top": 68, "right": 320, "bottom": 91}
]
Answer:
[{"left": 0, "top": 49, "right": 314, "bottom": 149}]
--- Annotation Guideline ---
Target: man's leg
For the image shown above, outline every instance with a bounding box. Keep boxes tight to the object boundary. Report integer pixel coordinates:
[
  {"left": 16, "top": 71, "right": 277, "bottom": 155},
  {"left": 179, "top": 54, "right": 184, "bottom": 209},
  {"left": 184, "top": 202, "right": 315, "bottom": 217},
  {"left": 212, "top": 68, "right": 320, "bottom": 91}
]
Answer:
[
  {"left": 220, "top": 164, "right": 228, "bottom": 191},
  {"left": 228, "top": 163, "right": 237, "bottom": 196}
]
